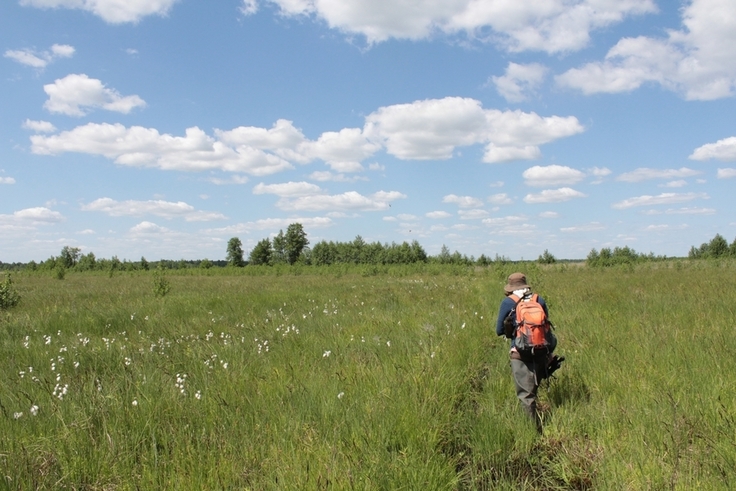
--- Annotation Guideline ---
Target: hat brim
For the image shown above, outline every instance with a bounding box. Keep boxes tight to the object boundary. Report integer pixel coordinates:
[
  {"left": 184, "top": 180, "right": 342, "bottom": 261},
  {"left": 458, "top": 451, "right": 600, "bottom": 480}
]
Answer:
[{"left": 504, "top": 282, "right": 530, "bottom": 293}]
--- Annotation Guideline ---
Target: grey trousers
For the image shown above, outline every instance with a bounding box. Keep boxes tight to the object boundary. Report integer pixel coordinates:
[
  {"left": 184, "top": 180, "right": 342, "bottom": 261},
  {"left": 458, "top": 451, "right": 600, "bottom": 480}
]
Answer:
[{"left": 510, "top": 355, "right": 546, "bottom": 432}]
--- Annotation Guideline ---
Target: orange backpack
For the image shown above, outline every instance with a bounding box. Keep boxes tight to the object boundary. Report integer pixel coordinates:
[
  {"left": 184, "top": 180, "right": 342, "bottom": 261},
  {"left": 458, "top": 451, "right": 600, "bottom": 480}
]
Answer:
[{"left": 509, "top": 293, "right": 556, "bottom": 354}]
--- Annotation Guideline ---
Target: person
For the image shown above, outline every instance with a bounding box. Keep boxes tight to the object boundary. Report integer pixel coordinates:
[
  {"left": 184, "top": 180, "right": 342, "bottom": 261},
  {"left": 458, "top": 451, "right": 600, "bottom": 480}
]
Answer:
[{"left": 496, "top": 272, "right": 562, "bottom": 433}]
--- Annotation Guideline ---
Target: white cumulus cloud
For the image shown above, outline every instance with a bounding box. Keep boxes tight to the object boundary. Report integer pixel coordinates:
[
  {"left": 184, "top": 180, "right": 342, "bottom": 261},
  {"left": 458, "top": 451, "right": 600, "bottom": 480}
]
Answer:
[
  {"left": 660, "top": 180, "right": 688, "bottom": 188},
  {"left": 442, "top": 194, "right": 484, "bottom": 208},
  {"left": 588, "top": 166, "right": 612, "bottom": 183},
  {"left": 690, "top": 136, "right": 736, "bottom": 161},
  {"left": 717, "top": 168, "right": 736, "bottom": 179},
  {"left": 560, "top": 222, "right": 605, "bottom": 232},
  {"left": 426, "top": 211, "right": 452, "bottom": 219},
  {"left": 29, "top": 98, "right": 583, "bottom": 175},
  {"left": 616, "top": 167, "right": 701, "bottom": 182},
  {"left": 0, "top": 207, "right": 64, "bottom": 231},
  {"left": 458, "top": 209, "right": 489, "bottom": 220},
  {"left": 556, "top": 0, "right": 736, "bottom": 100},
  {"left": 364, "top": 97, "right": 583, "bottom": 163},
  {"left": 488, "top": 193, "right": 513, "bottom": 205},
  {"left": 31, "top": 123, "right": 294, "bottom": 175},
  {"left": 246, "top": 0, "right": 655, "bottom": 53},
  {"left": 217, "top": 120, "right": 377, "bottom": 171},
  {"left": 130, "top": 221, "right": 170, "bottom": 234},
  {"left": 523, "top": 165, "right": 585, "bottom": 187},
  {"left": 301, "top": 128, "right": 379, "bottom": 172},
  {"left": 482, "top": 215, "right": 528, "bottom": 227},
  {"left": 20, "top": 0, "right": 180, "bottom": 24},
  {"left": 0, "top": 206, "right": 64, "bottom": 233},
  {"left": 22, "top": 120, "right": 57, "bottom": 133},
  {"left": 1, "top": 177, "right": 17, "bottom": 184},
  {"left": 524, "top": 187, "right": 587, "bottom": 204},
  {"left": 206, "top": 175, "right": 249, "bottom": 185},
  {"left": 252, "top": 181, "right": 322, "bottom": 197},
  {"left": 644, "top": 207, "right": 708, "bottom": 215},
  {"left": 4, "top": 43, "right": 74, "bottom": 68},
  {"left": 308, "top": 171, "right": 367, "bottom": 182},
  {"left": 206, "top": 216, "right": 333, "bottom": 236},
  {"left": 612, "top": 192, "right": 709, "bottom": 209},
  {"left": 43, "top": 74, "right": 146, "bottom": 116},
  {"left": 81, "top": 198, "right": 226, "bottom": 221},
  {"left": 276, "top": 191, "right": 405, "bottom": 212},
  {"left": 492, "top": 62, "right": 548, "bottom": 102}
]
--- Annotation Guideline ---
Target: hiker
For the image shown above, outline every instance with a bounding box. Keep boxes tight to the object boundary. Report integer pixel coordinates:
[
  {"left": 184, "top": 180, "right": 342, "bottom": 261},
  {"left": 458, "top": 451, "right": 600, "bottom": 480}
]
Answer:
[{"left": 496, "top": 272, "right": 562, "bottom": 432}]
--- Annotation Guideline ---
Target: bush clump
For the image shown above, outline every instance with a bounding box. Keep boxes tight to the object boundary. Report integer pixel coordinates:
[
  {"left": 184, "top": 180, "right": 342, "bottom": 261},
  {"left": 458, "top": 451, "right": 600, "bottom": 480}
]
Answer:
[{"left": 0, "top": 274, "right": 21, "bottom": 310}]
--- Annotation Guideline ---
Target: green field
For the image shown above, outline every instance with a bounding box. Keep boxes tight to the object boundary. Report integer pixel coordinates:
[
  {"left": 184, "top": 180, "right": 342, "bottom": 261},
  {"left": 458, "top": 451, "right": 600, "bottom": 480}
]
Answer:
[{"left": 1, "top": 262, "right": 735, "bottom": 490}]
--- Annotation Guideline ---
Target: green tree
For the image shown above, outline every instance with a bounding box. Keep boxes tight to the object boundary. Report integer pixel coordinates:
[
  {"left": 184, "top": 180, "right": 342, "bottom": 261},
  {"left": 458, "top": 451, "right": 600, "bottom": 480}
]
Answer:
[
  {"left": 249, "top": 238, "right": 273, "bottom": 266},
  {"left": 140, "top": 256, "right": 150, "bottom": 271},
  {"left": 76, "top": 252, "right": 97, "bottom": 271},
  {"left": 226, "top": 237, "right": 245, "bottom": 267},
  {"left": 538, "top": 249, "right": 557, "bottom": 264},
  {"left": 59, "top": 246, "right": 81, "bottom": 269},
  {"left": 410, "top": 240, "right": 428, "bottom": 263},
  {"left": 708, "top": 234, "right": 729, "bottom": 257},
  {"left": 272, "top": 231, "right": 286, "bottom": 264},
  {"left": 437, "top": 245, "right": 451, "bottom": 264},
  {"left": 285, "top": 223, "right": 309, "bottom": 265},
  {"left": 477, "top": 254, "right": 491, "bottom": 266}
]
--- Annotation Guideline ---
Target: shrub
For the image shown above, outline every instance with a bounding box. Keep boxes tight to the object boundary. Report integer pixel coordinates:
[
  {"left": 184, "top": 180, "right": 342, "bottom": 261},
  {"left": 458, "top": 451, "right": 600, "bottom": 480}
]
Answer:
[
  {"left": 0, "top": 274, "right": 21, "bottom": 310},
  {"left": 152, "top": 267, "right": 171, "bottom": 297}
]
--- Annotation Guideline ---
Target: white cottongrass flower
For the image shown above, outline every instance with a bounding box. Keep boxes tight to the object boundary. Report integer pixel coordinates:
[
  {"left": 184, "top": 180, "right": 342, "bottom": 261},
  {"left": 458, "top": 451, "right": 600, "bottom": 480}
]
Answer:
[
  {"left": 195, "top": 390, "right": 202, "bottom": 400},
  {"left": 322, "top": 350, "right": 331, "bottom": 358},
  {"left": 386, "top": 341, "right": 391, "bottom": 347},
  {"left": 30, "top": 405, "right": 39, "bottom": 416},
  {"left": 13, "top": 412, "right": 23, "bottom": 419},
  {"left": 53, "top": 383, "right": 69, "bottom": 400},
  {"left": 337, "top": 392, "right": 345, "bottom": 399},
  {"left": 175, "top": 374, "right": 187, "bottom": 395},
  {"left": 132, "top": 400, "right": 138, "bottom": 406}
]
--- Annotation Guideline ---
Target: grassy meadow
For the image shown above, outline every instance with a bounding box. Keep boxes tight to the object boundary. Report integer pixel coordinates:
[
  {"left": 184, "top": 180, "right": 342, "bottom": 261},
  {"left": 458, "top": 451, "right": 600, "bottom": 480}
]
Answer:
[{"left": 1, "top": 261, "right": 735, "bottom": 490}]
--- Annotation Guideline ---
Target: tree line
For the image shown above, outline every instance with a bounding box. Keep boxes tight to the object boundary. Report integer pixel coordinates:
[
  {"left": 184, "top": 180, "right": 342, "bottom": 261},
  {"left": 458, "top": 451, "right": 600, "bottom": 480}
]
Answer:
[
  {"left": 687, "top": 233, "right": 736, "bottom": 259},
  {"left": 0, "top": 246, "right": 226, "bottom": 273},
  {"left": 1, "top": 222, "right": 496, "bottom": 272},
  {"left": 585, "top": 246, "right": 664, "bottom": 267},
  {"left": 6, "top": 226, "right": 734, "bottom": 273},
  {"left": 225, "top": 223, "right": 490, "bottom": 267}
]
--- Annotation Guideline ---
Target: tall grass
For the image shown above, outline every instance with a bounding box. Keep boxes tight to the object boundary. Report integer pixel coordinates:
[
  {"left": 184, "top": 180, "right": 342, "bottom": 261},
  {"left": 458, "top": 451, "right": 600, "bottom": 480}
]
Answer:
[{"left": 0, "top": 261, "right": 735, "bottom": 489}]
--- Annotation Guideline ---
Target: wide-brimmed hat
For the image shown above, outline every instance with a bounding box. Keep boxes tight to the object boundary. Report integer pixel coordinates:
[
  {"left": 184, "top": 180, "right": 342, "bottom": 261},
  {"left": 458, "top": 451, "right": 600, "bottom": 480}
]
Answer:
[{"left": 504, "top": 272, "right": 530, "bottom": 293}]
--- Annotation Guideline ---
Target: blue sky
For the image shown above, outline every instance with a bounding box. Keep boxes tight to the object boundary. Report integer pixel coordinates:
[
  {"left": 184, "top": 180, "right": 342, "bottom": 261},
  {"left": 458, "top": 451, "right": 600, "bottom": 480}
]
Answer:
[{"left": 2, "top": 0, "right": 735, "bottom": 262}]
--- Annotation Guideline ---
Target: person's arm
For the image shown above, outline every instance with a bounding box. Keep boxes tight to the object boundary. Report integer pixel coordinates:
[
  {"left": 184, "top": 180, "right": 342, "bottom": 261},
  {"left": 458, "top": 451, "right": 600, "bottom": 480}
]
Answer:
[{"left": 496, "top": 297, "right": 515, "bottom": 337}]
